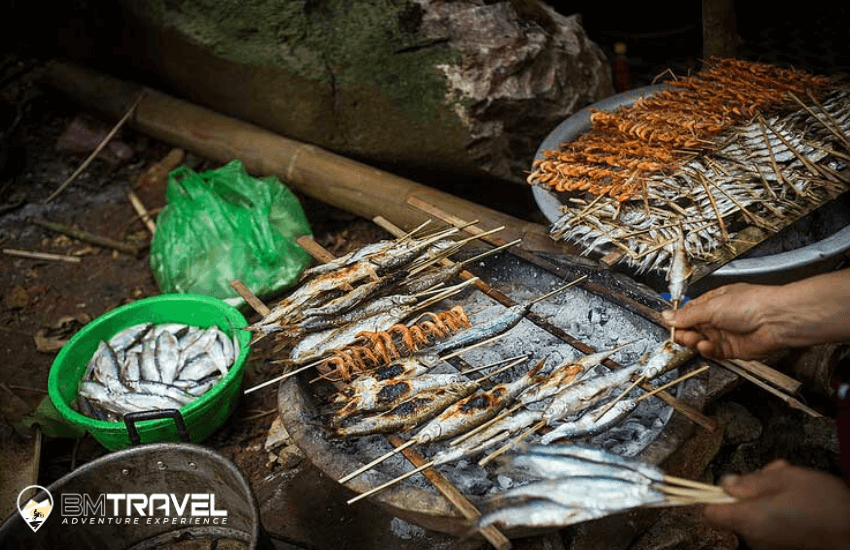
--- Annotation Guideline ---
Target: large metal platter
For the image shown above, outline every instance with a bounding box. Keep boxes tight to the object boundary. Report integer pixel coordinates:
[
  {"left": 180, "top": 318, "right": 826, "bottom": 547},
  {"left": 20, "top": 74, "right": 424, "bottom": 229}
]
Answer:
[
  {"left": 531, "top": 85, "right": 850, "bottom": 283},
  {"left": 278, "top": 249, "right": 707, "bottom": 537}
]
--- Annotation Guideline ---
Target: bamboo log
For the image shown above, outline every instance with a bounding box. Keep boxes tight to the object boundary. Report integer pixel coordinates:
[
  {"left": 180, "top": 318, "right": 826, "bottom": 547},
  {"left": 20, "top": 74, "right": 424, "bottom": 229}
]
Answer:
[{"left": 42, "top": 62, "right": 572, "bottom": 259}]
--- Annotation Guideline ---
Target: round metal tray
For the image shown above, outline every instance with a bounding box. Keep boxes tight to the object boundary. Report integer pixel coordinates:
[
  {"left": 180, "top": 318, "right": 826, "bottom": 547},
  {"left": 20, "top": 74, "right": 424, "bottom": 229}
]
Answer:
[{"left": 531, "top": 85, "right": 850, "bottom": 283}]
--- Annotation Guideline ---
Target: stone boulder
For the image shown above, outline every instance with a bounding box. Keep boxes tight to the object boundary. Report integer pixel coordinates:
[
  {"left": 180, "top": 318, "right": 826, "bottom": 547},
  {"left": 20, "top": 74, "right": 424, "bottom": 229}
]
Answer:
[{"left": 115, "top": 0, "right": 612, "bottom": 185}]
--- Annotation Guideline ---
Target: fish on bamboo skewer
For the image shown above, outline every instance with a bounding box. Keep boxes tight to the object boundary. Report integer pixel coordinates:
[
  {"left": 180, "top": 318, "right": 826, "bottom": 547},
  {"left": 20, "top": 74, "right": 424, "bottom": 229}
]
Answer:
[
  {"left": 541, "top": 83, "right": 850, "bottom": 275},
  {"left": 537, "top": 365, "right": 709, "bottom": 445},
  {"left": 330, "top": 384, "right": 478, "bottom": 438},
  {"left": 299, "top": 275, "right": 576, "bottom": 383},
  {"left": 592, "top": 339, "right": 693, "bottom": 421},
  {"left": 478, "top": 343, "right": 699, "bottom": 465},
  {"left": 666, "top": 223, "right": 693, "bottom": 342},
  {"left": 472, "top": 445, "right": 734, "bottom": 532},
  {"left": 288, "top": 279, "right": 477, "bottom": 365},
  {"left": 337, "top": 357, "right": 540, "bottom": 483},
  {"left": 331, "top": 372, "right": 483, "bottom": 422},
  {"left": 256, "top": 228, "right": 463, "bottom": 332},
  {"left": 246, "top": 304, "right": 482, "bottom": 396},
  {"left": 428, "top": 275, "right": 588, "bottom": 358},
  {"left": 448, "top": 342, "right": 634, "bottom": 449},
  {"left": 295, "top": 220, "right": 435, "bottom": 281}
]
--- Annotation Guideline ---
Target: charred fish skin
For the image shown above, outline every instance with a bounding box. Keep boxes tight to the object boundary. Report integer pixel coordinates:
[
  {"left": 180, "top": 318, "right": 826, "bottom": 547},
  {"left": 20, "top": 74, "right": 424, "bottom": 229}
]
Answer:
[
  {"left": 331, "top": 384, "right": 476, "bottom": 438},
  {"left": 332, "top": 375, "right": 474, "bottom": 421},
  {"left": 413, "top": 385, "right": 512, "bottom": 444}
]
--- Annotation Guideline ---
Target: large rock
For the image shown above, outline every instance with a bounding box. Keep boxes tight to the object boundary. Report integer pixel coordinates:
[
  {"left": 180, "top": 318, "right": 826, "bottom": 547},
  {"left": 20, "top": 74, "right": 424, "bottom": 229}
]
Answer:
[{"left": 115, "top": 0, "right": 612, "bottom": 185}]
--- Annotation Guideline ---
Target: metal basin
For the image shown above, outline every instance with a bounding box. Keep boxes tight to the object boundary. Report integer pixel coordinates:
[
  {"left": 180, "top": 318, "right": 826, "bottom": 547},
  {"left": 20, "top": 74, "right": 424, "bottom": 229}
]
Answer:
[
  {"left": 532, "top": 85, "right": 850, "bottom": 287},
  {"left": 0, "top": 442, "right": 270, "bottom": 550}
]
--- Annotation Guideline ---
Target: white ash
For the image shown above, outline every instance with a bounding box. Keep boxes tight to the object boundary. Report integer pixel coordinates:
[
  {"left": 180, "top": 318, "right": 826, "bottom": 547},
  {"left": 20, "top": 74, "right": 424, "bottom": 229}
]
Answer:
[{"left": 389, "top": 517, "right": 426, "bottom": 540}]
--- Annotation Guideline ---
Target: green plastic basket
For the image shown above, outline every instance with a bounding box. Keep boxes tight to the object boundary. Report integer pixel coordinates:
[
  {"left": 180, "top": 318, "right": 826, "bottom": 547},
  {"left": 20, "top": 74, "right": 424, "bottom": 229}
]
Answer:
[{"left": 48, "top": 294, "right": 251, "bottom": 451}]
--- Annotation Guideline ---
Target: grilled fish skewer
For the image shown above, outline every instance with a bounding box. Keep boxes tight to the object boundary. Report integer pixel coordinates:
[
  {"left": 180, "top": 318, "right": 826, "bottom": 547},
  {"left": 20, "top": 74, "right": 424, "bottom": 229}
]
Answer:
[
  {"left": 337, "top": 356, "right": 534, "bottom": 483},
  {"left": 331, "top": 357, "right": 521, "bottom": 422},
  {"left": 667, "top": 224, "right": 692, "bottom": 342},
  {"left": 538, "top": 365, "right": 708, "bottom": 444},
  {"left": 592, "top": 340, "right": 692, "bottom": 421},
  {"left": 449, "top": 342, "right": 633, "bottom": 447}
]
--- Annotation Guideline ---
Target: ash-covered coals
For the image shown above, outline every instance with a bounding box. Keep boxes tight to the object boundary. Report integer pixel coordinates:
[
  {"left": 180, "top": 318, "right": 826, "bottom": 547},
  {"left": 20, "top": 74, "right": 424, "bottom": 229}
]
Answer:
[
  {"left": 77, "top": 322, "right": 240, "bottom": 421},
  {"left": 322, "top": 251, "right": 691, "bottom": 497}
]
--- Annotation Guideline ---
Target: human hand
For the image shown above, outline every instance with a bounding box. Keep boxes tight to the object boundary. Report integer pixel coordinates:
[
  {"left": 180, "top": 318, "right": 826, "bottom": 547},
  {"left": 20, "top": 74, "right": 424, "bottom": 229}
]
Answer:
[
  {"left": 661, "top": 282, "right": 785, "bottom": 360},
  {"left": 703, "top": 460, "right": 850, "bottom": 550}
]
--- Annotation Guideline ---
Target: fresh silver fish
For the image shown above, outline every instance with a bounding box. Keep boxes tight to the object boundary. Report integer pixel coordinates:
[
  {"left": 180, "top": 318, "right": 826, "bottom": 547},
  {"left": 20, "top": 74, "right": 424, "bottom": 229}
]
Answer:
[
  {"left": 140, "top": 340, "right": 161, "bottom": 382},
  {"left": 488, "top": 475, "right": 665, "bottom": 511},
  {"left": 476, "top": 499, "right": 609, "bottom": 530},
  {"left": 155, "top": 331, "right": 180, "bottom": 385},
  {"left": 538, "top": 398, "right": 638, "bottom": 444},
  {"left": 107, "top": 323, "right": 152, "bottom": 353},
  {"left": 121, "top": 380, "right": 193, "bottom": 406},
  {"left": 79, "top": 322, "right": 238, "bottom": 421},
  {"left": 122, "top": 351, "right": 141, "bottom": 383}
]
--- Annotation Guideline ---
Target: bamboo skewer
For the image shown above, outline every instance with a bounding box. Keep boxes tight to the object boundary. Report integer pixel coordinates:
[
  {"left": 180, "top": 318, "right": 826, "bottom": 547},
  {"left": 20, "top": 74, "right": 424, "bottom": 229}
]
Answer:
[
  {"left": 127, "top": 190, "right": 157, "bottom": 235},
  {"left": 3, "top": 248, "right": 81, "bottom": 263},
  {"left": 46, "top": 92, "right": 145, "bottom": 202}
]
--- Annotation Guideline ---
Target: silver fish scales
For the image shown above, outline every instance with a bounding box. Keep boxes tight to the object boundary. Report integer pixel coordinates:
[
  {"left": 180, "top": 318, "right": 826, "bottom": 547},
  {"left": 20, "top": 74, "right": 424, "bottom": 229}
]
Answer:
[
  {"left": 332, "top": 384, "right": 477, "bottom": 438},
  {"left": 78, "top": 322, "right": 240, "bottom": 421},
  {"left": 545, "top": 87, "right": 850, "bottom": 274}
]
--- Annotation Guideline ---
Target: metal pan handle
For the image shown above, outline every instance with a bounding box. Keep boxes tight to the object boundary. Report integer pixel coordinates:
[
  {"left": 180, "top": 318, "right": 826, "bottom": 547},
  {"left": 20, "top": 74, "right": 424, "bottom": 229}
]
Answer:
[{"left": 123, "top": 409, "right": 191, "bottom": 446}]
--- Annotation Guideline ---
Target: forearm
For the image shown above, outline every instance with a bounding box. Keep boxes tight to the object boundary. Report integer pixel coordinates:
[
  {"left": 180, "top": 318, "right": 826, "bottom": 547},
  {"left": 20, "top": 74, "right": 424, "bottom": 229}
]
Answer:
[{"left": 763, "top": 269, "right": 850, "bottom": 347}]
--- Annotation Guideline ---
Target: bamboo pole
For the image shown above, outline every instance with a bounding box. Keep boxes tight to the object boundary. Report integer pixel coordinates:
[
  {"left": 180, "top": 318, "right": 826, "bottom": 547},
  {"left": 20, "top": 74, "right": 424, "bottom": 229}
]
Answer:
[{"left": 42, "top": 61, "right": 571, "bottom": 259}]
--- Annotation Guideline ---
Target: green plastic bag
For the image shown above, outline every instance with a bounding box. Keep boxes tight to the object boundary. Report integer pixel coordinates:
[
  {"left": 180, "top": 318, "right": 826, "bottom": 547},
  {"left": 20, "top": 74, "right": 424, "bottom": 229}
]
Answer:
[{"left": 150, "top": 160, "right": 312, "bottom": 300}]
